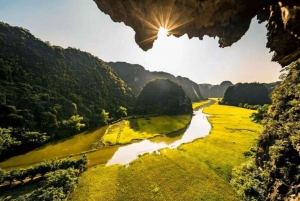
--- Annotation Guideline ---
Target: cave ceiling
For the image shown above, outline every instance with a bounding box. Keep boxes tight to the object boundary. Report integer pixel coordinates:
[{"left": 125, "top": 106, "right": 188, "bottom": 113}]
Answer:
[{"left": 93, "top": 0, "right": 300, "bottom": 67}]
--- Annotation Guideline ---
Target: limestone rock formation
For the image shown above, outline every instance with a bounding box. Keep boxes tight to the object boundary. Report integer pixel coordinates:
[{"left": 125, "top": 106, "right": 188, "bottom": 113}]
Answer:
[
  {"left": 134, "top": 79, "right": 192, "bottom": 115},
  {"left": 198, "top": 84, "right": 211, "bottom": 98},
  {"left": 221, "top": 83, "right": 271, "bottom": 106},
  {"left": 198, "top": 81, "right": 232, "bottom": 98},
  {"left": 108, "top": 62, "right": 203, "bottom": 102},
  {"left": 93, "top": 0, "right": 300, "bottom": 66}
]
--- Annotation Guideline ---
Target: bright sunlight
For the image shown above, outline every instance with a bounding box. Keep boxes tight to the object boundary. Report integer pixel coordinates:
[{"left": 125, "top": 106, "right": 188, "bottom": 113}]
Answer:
[{"left": 158, "top": 27, "right": 169, "bottom": 38}]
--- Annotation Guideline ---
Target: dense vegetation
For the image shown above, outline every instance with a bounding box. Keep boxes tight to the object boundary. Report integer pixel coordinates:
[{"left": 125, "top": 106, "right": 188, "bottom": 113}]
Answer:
[
  {"left": 250, "top": 104, "right": 270, "bottom": 124},
  {"left": 220, "top": 83, "right": 271, "bottom": 106},
  {"left": 108, "top": 62, "right": 204, "bottom": 102},
  {"left": 0, "top": 155, "right": 87, "bottom": 200},
  {"left": 232, "top": 59, "right": 300, "bottom": 200},
  {"left": 0, "top": 22, "right": 133, "bottom": 160},
  {"left": 134, "top": 79, "right": 192, "bottom": 115}
]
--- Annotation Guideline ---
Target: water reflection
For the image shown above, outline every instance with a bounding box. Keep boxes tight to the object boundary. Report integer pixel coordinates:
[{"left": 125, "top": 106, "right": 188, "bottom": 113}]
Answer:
[{"left": 106, "top": 106, "right": 212, "bottom": 166}]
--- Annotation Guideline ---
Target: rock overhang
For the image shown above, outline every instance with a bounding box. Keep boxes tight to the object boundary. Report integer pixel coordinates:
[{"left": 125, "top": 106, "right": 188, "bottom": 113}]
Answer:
[{"left": 93, "top": 0, "right": 300, "bottom": 67}]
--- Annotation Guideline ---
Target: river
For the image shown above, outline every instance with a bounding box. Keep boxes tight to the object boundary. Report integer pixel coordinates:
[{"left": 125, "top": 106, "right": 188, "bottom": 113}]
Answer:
[
  {"left": 0, "top": 100, "right": 215, "bottom": 169},
  {"left": 106, "top": 100, "right": 214, "bottom": 165}
]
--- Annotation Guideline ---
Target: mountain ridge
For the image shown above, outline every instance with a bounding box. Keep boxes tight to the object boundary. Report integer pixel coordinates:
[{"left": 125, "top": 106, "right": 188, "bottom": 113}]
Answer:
[{"left": 107, "top": 61, "right": 204, "bottom": 102}]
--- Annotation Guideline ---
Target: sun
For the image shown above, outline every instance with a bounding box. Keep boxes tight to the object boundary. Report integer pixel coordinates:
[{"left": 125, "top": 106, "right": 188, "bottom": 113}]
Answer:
[{"left": 158, "top": 27, "right": 169, "bottom": 38}]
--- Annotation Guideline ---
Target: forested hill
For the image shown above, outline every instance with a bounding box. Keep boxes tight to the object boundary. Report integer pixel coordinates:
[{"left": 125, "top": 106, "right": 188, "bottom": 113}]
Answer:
[
  {"left": 0, "top": 22, "right": 133, "bottom": 140},
  {"left": 221, "top": 83, "right": 271, "bottom": 106},
  {"left": 107, "top": 62, "right": 204, "bottom": 102},
  {"left": 135, "top": 79, "right": 192, "bottom": 115}
]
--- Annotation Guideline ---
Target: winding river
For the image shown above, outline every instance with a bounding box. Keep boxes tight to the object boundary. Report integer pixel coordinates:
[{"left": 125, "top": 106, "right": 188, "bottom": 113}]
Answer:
[
  {"left": 106, "top": 100, "right": 214, "bottom": 165},
  {"left": 0, "top": 100, "right": 215, "bottom": 169}
]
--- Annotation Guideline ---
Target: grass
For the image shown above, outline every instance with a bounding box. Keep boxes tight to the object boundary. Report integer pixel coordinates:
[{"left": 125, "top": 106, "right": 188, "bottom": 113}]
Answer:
[
  {"left": 101, "top": 115, "right": 192, "bottom": 145},
  {"left": 70, "top": 101, "right": 262, "bottom": 201},
  {"left": 0, "top": 126, "right": 107, "bottom": 169}
]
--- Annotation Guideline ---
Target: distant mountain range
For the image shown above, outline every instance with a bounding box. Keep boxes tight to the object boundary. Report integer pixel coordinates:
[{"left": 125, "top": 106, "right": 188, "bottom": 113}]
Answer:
[
  {"left": 108, "top": 62, "right": 204, "bottom": 102},
  {"left": 198, "top": 81, "right": 280, "bottom": 98},
  {"left": 198, "top": 81, "right": 233, "bottom": 98}
]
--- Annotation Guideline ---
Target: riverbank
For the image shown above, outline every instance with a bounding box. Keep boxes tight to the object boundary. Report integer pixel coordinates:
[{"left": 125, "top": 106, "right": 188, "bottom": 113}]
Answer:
[{"left": 70, "top": 100, "right": 261, "bottom": 201}]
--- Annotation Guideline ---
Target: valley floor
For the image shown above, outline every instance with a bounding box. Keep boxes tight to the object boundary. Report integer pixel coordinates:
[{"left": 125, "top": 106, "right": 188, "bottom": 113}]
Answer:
[
  {"left": 0, "top": 101, "right": 209, "bottom": 170},
  {"left": 70, "top": 101, "right": 261, "bottom": 201}
]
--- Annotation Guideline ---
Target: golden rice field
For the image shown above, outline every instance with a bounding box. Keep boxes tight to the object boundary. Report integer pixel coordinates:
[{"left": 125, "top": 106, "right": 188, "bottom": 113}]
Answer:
[{"left": 70, "top": 101, "right": 262, "bottom": 201}]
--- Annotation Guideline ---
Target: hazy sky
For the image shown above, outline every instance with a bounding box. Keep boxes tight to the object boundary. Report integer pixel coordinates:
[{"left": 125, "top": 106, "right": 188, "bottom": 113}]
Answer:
[{"left": 0, "top": 0, "right": 282, "bottom": 84}]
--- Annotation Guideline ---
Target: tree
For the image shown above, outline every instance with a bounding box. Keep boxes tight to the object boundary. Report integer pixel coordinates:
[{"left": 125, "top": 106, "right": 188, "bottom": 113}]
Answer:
[
  {"left": 60, "top": 115, "right": 85, "bottom": 137},
  {"left": 100, "top": 109, "right": 109, "bottom": 125},
  {"left": 0, "top": 127, "right": 21, "bottom": 156},
  {"left": 116, "top": 106, "right": 127, "bottom": 118},
  {"left": 250, "top": 104, "right": 270, "bottom": 123},
  {"left": 40, "top": 112, "right": 58, "bottom": 131}
]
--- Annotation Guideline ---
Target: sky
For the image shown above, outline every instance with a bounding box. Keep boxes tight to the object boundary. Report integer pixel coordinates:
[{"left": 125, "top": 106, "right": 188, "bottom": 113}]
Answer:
[{"left": 0, "top": 0, "right": 282, "bottom": 85}]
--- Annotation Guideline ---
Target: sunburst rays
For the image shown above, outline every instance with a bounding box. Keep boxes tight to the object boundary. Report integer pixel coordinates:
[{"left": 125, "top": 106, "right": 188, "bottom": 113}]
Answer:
[{"left": 133, "top": 1, "right": 195, "bottom": 47}]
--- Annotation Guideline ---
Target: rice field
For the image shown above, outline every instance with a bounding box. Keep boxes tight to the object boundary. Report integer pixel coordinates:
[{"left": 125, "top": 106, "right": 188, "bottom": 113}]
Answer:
[
  {"left": 101, "top": 115, "right": 192, "bottom": 146},
  {"left": 101, "top": 100, "right": 211, "bottom": 146},
  {"left": 70, "top": 101, "right": 262, "bottom": 201},
  {"left": 192, "top": 99, "right": 211, "bottom": 110}
]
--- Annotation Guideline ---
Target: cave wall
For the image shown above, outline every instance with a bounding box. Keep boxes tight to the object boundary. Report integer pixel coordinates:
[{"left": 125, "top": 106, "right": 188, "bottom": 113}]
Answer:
[{"left": 93, "top": 0, "right": 300, "bottom": 66}]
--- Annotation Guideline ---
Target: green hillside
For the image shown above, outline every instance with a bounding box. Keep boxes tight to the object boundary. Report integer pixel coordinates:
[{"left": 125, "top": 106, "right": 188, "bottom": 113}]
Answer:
[{"left": 0, "top": 22, "right": 133, "bottom": 160}]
